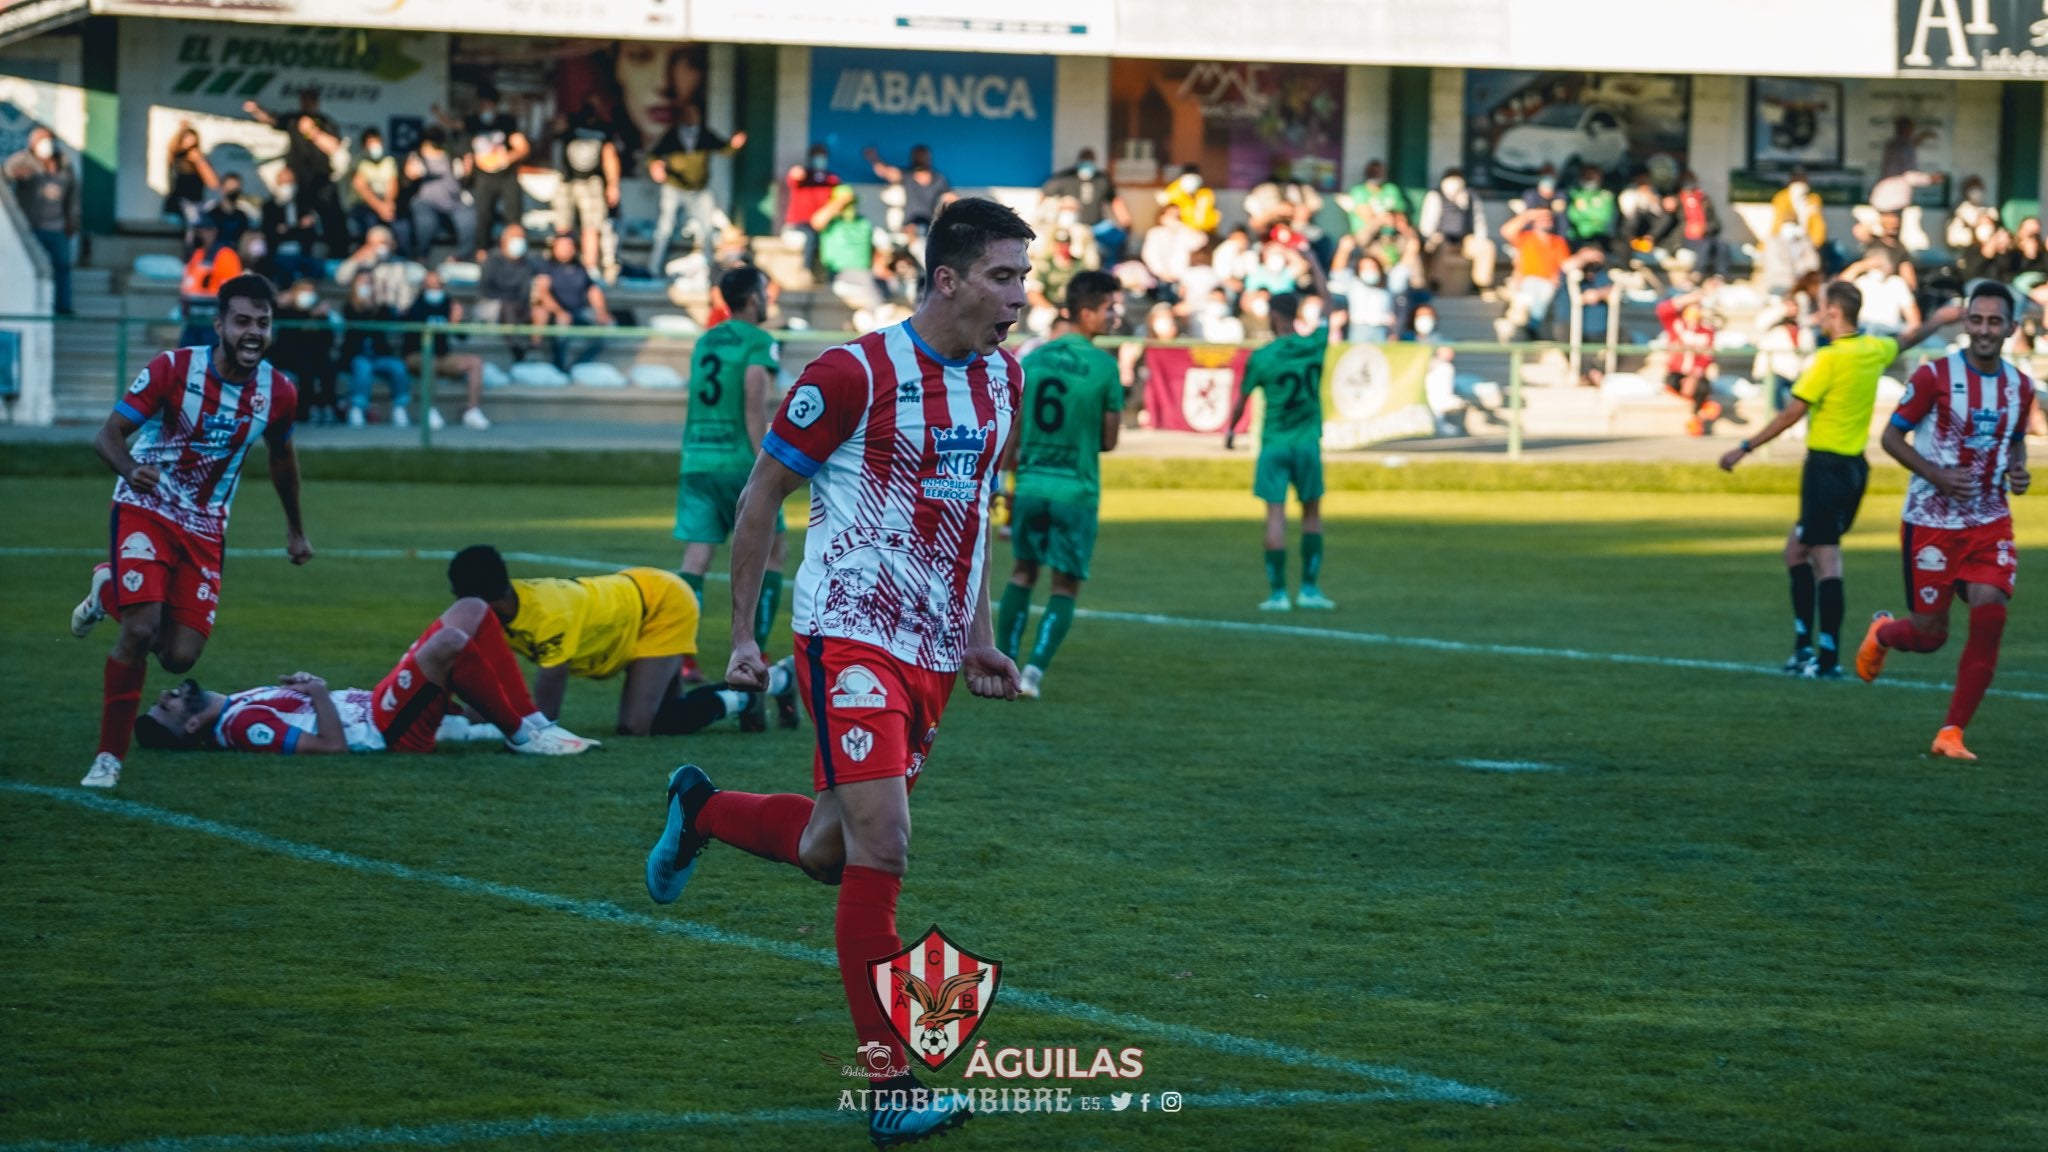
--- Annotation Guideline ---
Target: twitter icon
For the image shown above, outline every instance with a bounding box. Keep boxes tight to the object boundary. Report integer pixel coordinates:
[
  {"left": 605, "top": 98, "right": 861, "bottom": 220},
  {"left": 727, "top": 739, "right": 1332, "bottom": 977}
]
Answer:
[{"left": 1108, "top": 1092, "right": 1132, "bottom": 1112}]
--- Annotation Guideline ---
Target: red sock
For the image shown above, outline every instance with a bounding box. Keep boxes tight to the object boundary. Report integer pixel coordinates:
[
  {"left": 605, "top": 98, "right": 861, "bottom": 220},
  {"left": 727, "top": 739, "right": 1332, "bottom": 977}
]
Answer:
[
  {"left": 1946, "top": 603, "right": 2006, "bottom": 730},
  {"left": 697, "top": 790, "right": 813, "bottom": 866},
  {"left": 441, "top": 617, "right": 534, "bottom": 732},
  {"left": 97, "top": 657, "right": 147, "bottom": 759},
  {"left": 1878, "top": 618, "right": 1947, "bottom": 653},
  {"left": 464, "top": 611, "right": 538, "bottom": 714},
  {"left": 838, "top": 864, "right": 905, "bottom": 1078}
]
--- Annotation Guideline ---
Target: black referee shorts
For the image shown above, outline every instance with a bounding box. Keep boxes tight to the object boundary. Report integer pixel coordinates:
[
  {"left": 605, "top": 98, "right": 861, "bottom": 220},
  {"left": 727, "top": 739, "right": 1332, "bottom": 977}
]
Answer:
[{"left": 1796, "top": 449, "right": 1871, "bottom": 548}]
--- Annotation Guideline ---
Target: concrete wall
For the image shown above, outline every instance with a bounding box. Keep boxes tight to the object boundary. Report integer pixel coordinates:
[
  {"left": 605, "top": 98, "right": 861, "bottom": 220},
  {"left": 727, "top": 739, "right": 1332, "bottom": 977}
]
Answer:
[{"left": 1342, "top": 65, "right": 1391, "bottom": 186}]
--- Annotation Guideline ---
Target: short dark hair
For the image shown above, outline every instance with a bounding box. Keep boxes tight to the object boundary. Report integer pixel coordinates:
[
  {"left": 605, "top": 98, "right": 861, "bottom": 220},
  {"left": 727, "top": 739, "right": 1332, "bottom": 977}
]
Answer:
[
  {"left": 718, "top": 266, "right": 766, "bottom": 315},
  {"left": 1823, "top": 281, "right": 1862, "bottom": 325},
  {"left": 217, "top": 273, "right": 277, "bottom": 317},
  {"left": 448, "top": 545, "right": 511, "bottom": 600},
  {"left": 1268, "top": 292, "right": 1303, "bottom": 328},
  {"left": 361, "top": 127, "right": 382, "bottom": 145},
  {"left": 1967, "top": 279, "right": 2017, "bottom": 319},
  {"left": 133, "top": 712, "right": 207, "bottom": 752},
  {"left": 923, "top": 197, "right": 1034, "bottom": 290},
  {"left": 1062, "top": 271, "right": 1120, "bottom": 318}
]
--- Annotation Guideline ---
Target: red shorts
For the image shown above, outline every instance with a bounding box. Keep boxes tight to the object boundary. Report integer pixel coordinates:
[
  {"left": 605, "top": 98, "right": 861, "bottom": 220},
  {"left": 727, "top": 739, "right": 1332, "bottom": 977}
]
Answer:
[
  {"left": 109, "top": 504, "right": 224, "bottom": 637},
  {"left": 372, "top": 621, "right": 451, "bottom": 753},
  {"left": 1902, "top": 518, "right": 2018, "bottom": 615},
  {"left": 794, "top": 635, "right": 955, "bottom": 793}
]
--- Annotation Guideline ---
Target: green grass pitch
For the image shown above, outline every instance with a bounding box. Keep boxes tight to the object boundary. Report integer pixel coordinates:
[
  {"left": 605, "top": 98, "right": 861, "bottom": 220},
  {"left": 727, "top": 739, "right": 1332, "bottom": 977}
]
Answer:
[{"left": 2, "top": 466, "right": 2045, "bottom": 1151}]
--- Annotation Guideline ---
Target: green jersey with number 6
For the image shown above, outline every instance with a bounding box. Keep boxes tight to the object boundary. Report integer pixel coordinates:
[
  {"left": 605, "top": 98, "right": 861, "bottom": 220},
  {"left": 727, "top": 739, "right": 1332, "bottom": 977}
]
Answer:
[
  {"left": 681, "top": 319, "right": 779, "bottom": 474},
  {"left": 1242, "top": 328, "right": 1329, "bottom": 447},
  {"left": 1016, "top": 333, "right": 1124, "bottom": 504}
]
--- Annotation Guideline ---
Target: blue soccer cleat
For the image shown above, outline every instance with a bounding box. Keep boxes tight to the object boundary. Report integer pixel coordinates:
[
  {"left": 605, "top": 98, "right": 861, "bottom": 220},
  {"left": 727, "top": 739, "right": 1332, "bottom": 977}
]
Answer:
[
  {"left": 646, "top": 764, "right": 715, "bottom": 904},
  {"left": 868, "top": 1076, "right": 972, "bottom": 1149}
]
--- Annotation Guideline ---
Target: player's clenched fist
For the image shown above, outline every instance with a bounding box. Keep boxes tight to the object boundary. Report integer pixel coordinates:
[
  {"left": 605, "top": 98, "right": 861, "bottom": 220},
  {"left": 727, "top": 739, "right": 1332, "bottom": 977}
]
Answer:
[
  {"left": 127, "top": 464, "right": 161, "bottom": 493},
  {"left": 726, "top": 640, "right": 769, "bottom": 691},
  {"left": 962, "top": 646, "right": 1019, "bottom": 700}
]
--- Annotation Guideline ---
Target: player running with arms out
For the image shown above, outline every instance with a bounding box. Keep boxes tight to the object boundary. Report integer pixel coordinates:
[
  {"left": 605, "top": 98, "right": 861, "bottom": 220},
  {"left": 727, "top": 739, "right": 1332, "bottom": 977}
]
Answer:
[
  {"left": 1225, "top": 291, "right": 1336, "bottom": 612},
  {"left": 642, "top": 197, "right": 1028, "bottom": 1149},
  {"left": 70, "top": 273, "right": 312, "bottom": 789},
  {"left": 1719, "top": 283, "right": 1960, "bottom": 678},
  {"left": 994, "top": 270, "right": 1123, "bottom": 699},
  {"left": 132, "top": 598, "right": 596, "bottom": 757},
  {"left": 1856, "top": 282, "right": 2034, "bottom": 761},
  {"left": 674, "top": 265, "right": 795, "bottom": 725},
  {"left": 448, "top": 545, "right": 792, "bottom": 739}
]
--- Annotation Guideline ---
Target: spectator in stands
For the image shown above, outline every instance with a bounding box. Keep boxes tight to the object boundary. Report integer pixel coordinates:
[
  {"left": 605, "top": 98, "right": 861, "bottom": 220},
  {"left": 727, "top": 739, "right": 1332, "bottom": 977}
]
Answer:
[
  {"left": 1329, "top": 252, "right": 1395, "bottom": 344},
  {"left": 1769, "top": 169, "right": 1834, "bottom": 272},
  {"left": 1565, "top": 164, "right": 1617, "bottom": 254},
  {"left": 476, "top": 223, "right": 540, "bottom": 363},
  {"left": 1946, "top": 176, "right": 2000, "bottom": 253},
  {"left": 1158, "top": 165, "right": 1219, "bottom": 234},
  {"left": 236, "top": 229, "right": 281, "bottom": 286},
  {"left": 201, "top": 172, "right": 258, "bottom": 258},
  {"left": 1246, "top": 160, "right": 1320, "bottom": 241},
  {"left": 177, "top": 217, "right": 240, "bottom": 347},
  {"left": 648, "top": 102, "right": 746, "bottom": 277},
  {"left": 1026, "top": 228, "right": 1088, "bottom": 336},
  {"left": 1140, "top": 204, "right": 1205, "bottom": 300},
  {"left": 463, "top": 84, "right": 531, "bottom": 259},
  {"left": 1186, "top": 283, "right": 1243, "bottom": 343},
  {"left": 404, "top": 127, "right": 475, "bottom": 261},
  {"left": 553, "top": 93, "right": 621, "bottom": 274},
  {"left": 782, "top": 145, "right": 841, "bottom": 280},
  {"left": 1752, "top": 296, "right": 1809, "bottom": 411},
  {"left": 812, "top": 185, "right": 892, "bottom": 330},
  {"left": 1516, "top": 167, "right": 1567, "bottom": 219},
  {"left": 866, "top": 143, "right": 955, "bottom": 245},
  {"left": 258, "top": 169, "right": 320, "bottom": 285},
  {"left": 1500, "top": 206, "right": 1570, "bottom": 341},
  {"left": 1859, "top": 209, "right": 1920, "bottom": 293},
  {"left": 1674, "top": 172, "right": 1727, "bottom": 280},
  {"left": 5, "top": 128, "right": 78, "bottom": 316},
  {"left": 1042, "top": 148, "right": 1131, "bottom": 260},
  {"left": 1620, "top": 171, "right": 1671, "bottom": 258},
  {"left": 341, "top": 269, "right": 412, "bottom": 427},
  {"left": 348, "top": 128, "right": 403, "bottom": 249},
  {"left": 1954, "top": 221, "right": 2012, "bottom": 285},
  {"left": 2008, "top": 217, "right": 2048, "bottom": 309},
  {"left": 534, "top": 231, "right": 614, "bottom": 370},
  {"left": 1241, "top": 238, "right": 1314, "bottom": 330},
  {"left": 1210, "top": 224, "right": 1257, "bottom": 295},
  {"left": 1656, "top": 284, "right": 1723, "bottom": 436},
  {"left": 1340, "top": 160, "right": 1408, "bottom": 242},
  {"left": 1564, "top": 247, "right": 1615, "bottom": 375},
  {"left": 273, "top": 279, "right": 338, "bottom": 424},
  {"left": 242, "top": 90, "right": 346, "bottom": 258},
  {"left": 336, "top": 225, "right": 422, "bottom": 312},
  {"left": 1418, "top": 167, "right": 1493, "bottom": 292},
  {"left": 1760, "top": 214, "right": 1821, "bottom": 297},
  {"left": 402, "top": 269, "right": 489, "bottom": 431},
  {"left": 1844, "top": 250, "right": 1920, "bottom": 339},
  {"left": 162, "top": 123, "right": 217, "bottom": 254}
]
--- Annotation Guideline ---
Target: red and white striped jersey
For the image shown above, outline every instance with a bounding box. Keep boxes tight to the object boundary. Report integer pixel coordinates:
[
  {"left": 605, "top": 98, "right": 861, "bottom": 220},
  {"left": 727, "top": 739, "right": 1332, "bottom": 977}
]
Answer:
[
  {"left": 1893, "top": 353, "right": 2036, "bottom": 530},
  {"left": 112, "top": 346, "right": 297, "bottom": 542},
  {"left": 762, "top": 322, "right": 1021, "bottom": 672},
  {"left": 214, "top": 686, "right": 381, "bottom": 753}
]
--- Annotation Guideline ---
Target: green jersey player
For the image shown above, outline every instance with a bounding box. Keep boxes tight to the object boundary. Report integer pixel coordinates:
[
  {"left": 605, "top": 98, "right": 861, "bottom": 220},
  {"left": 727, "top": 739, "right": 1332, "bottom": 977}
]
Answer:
[
  {"left": 675, "top": 267, "right": 791, "bottom": 726},
  {"left": 1226, "top": 292, "right": 1335, "bottom": 611},
  {"left": 995, "top": 271, "right": 1124, "bottom": 699}
]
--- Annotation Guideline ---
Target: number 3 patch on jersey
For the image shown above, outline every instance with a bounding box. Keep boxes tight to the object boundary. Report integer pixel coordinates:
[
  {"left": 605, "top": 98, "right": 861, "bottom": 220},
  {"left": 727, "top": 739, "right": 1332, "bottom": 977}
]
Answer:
[{"left": 787, "top": 384, "right": 825, "bottom": 428}]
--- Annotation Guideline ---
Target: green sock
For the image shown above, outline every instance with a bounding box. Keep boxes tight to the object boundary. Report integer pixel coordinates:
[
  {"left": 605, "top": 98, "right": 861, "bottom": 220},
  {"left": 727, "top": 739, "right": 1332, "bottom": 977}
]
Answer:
[
  {"left": 755, "top": 570, "right": 783, "bottom": 650},
  {"left": 1301, "top": 533, "right": 1324, "bottom": 587},
  {"left": 995, "top": 583, "right": 1034, "bottom": 660},
  {"left": 1030, "top": 595, "right": 1075, "bottom": 671},
  {"left": 679, "top": 570, "right": 706, "bottom": 597},
  {"left": 1264, "top": 549, "right": 1287, "bottom": 594}
]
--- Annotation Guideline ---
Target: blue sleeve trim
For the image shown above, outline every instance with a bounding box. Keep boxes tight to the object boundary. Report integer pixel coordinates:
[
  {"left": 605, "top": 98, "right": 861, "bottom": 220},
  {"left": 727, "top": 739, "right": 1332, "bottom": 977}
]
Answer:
[
  {"left": 114, "top": 400, "right": 144, "bottom": 424},
  {"left": 1890, "top": 413, "right": 1915, "bottom": 431},
  {"left": 762, "top": 431, "right": 822, "bottom": 478},
  {"left": 281, "top": 726, "right": 300, "bottom": 755}
]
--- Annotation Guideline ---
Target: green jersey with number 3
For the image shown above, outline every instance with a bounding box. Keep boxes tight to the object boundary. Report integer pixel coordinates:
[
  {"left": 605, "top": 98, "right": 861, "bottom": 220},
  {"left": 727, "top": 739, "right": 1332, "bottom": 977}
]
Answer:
[
  {"left": 1016, "top": 332, "right": 1124, "bottom": 504},
  {"left": 1242, "top": 327, "right": 1329, "bottom": 448},
  {"left": 682, "top": 319, "right": 779, "bottom": 474}
]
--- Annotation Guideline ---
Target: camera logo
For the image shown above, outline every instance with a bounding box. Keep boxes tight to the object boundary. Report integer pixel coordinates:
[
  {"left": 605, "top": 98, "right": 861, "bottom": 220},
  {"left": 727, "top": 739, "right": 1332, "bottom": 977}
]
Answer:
[{"left": 1161, "top": 1091, "right": 1182, "bottom": 1113}]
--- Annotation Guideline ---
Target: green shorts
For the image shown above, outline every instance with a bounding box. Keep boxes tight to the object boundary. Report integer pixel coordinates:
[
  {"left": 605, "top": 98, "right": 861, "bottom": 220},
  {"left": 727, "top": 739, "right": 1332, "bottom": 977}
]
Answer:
[
  {"left": 1253, "top": 443, "right": 1324, "bottom": 505},
  {"left": 674, "top": 471, "right": 784, "bottom": 544},
  {"left": 1011, "top": 491, "right": 1100, "bottom": 581}
]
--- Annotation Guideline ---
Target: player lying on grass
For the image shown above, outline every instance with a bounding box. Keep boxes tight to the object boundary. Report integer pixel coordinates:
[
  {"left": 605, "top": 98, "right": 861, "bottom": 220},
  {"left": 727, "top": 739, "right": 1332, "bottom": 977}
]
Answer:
[
  {"left": 447, "top": 545, "right": 798, "bottom": 736},
  {"left": 132, "top": 598, "right": 597, "bottom": 755}
]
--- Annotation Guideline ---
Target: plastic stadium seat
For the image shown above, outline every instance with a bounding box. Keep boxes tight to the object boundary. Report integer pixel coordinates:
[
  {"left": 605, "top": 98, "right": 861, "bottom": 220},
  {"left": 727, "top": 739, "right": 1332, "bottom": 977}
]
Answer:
[
  {"left": 630, "top": 364, "right": 685, "bottom": 389},
  {"left": 570, "top": 362, "right": 628, "bottom": 388},
  {"left": 481, "top": 362, "right": 511, "bottom": 389},
  {"left": 648, "top": 313, "right": 701, "bottom": 334},
  {"left": 509, "top": 362, "right": 570, "bottom": 388},
  {"left": 132, "top": 254, "right": 184, "bottom": 282}
]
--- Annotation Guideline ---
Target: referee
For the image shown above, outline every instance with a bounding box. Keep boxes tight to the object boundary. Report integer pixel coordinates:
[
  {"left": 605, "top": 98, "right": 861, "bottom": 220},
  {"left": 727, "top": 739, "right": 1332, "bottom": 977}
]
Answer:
[{"left": 1720, "top": 283, "right": 1961, "bottom": 678}]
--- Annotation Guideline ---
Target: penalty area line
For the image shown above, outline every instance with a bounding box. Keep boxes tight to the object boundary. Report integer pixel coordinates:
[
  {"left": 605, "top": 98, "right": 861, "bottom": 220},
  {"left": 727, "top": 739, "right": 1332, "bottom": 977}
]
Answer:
[{"left": 0, "top": 779, "right": 1509, "bottom": 1113}]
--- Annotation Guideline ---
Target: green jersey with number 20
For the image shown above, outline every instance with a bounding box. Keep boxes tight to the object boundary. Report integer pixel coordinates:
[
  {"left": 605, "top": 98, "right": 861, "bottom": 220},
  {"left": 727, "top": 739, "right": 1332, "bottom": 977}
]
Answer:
[
  {"left": 1242, "top": 327, "right": 1329, "bottom": 448},
  {"left": 1015, "top": 332, "right": 1124, "bottom": 504},
  {"left": 682, "top": 319, "right": 779, "bottom": 474}
]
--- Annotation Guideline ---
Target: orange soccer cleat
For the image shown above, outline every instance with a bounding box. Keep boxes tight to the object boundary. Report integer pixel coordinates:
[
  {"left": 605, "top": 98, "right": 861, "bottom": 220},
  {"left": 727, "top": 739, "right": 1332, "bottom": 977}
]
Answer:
[
  {"left": 1855, "top": 612, "right": 1893, "bottom": 683},
  {"left": 1699, "top": 399, "right": 1724, "bottom": 423},
  {"left": 1930, "top": 726, "right": 1977, "bottom": 762}
]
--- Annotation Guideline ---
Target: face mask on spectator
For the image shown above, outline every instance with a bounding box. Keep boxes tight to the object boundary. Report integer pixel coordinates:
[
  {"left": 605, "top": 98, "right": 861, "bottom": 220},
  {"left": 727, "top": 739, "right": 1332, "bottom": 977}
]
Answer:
[
  {"left": 1300, "top": 303, "right": 1323, "bottom": 329},
  {"left": 1263, "top": 251, "right": 1287, "bottom": 272},
  {"left": 1415, "top": 316, "right": 1437, "bottom": 336},
  {"left": 1057, "top": 209, "right": 1079, "bottom": 227},
  {"left": 1360, "top": 267, "right": 1383, "bottom": 286},
  {"left": 246, "top": 238, "right": 266, "bottom": 259},
  {"left": 1442, "top": 177, "right": 1464, "bottom": 197},
  {"left": 1245, "top": 295, "right": 1270, "bottom": 318},
  {"left": 1178, "top": 173, "right": 1202, "bottom": 192},
  {"left": 366, "top": 143, "right": 385, "bottom": 161},
  {"left": 295, "top": 289, "right": 317, "bottom": 309},
  {"left": 221, "top": 186, "right": 241, "bottom": 203},
  {"left": 1789, "top": 182, "right": 1808, "bottom": 199},
  {"left": 1537, "top": 179, "right": 1556, "bottom": 198},
  {"left": 1150, "top": 317, "right": 1176, "bottom": 338},
  {"left": 354, "top": 285, "right": 374, "bottom": 303},
  {"left": 424, "top": 288, "right": 447, "bottom": 305},
  {"left": 808, "top": 153, "right": 829, "bottom": 175},
  {"left": 276, "top": 184, "right": 295, "bottom": 204},
  {"left": 505, "top": 237, "right": 528, "bottom": 259},
  {"left": 1966, "top": 187, "right": 1985, "bottom": 205},
  {"left": 1077, "top": 162, "right": 1096, "bottom": 180},
  {"left": 32, "top": 138, "right": 53, "bottom": 160}
]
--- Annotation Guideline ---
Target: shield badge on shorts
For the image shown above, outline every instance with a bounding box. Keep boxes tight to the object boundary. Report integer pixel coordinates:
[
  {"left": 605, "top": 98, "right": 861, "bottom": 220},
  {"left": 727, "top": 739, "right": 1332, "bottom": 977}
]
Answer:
[{"left": 868, "top": 924, "right": 1003, "bottom": 1071}]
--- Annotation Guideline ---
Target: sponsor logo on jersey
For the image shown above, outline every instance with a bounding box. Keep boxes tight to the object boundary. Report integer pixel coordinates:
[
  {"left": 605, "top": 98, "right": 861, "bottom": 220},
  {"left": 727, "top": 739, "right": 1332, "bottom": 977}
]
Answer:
[
  {"left": 786, "top": 384, "right": 826, "bottom": 429},
  {"left": 841, "top": 725, "right": 875, "bottom": 762},
  {"left": 120, "top": 532, "right": 157, "bottom": 562},
  {"left": 1966, "top": 407, "right": 2002, "bottom": 450},
  {"left": 898, "top": 379, "right": 922, "bottom": 404},
  {"left": 128, "top": 371, "right": 149, "bottom": 395},
  {"left": 831, "top": 665, "right": 888, "bottom": 708},
  {"left": 1997, "top": 540, "right": 2016, "bottom": 568},
  {"left": 247, "top": 722, "right": 275, "bottom": 747},
  {"left": 924, "top": 422, "right": 992, "bottom": 501},
  {"left": 381, "top": 689, "right": 398, "bottom": 712},
  {"left": 122, "top": 570, "right": 143, "bottom": 593},
  {"left": 1915, "top": 545, "right": 1948, "bottom": 572}
]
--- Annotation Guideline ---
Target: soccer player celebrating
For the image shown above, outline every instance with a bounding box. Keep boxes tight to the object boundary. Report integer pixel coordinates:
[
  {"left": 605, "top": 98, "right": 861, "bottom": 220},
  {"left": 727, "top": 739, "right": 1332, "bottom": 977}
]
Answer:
[
  {"left": 133, "top": 598, "right": 596, "bottom": 756},
  {"left": 675, "top": 265, "right": 794, "bottom": 725},
  {"left": 1856, "top": 282, "right": 2033, "bottom": 760},
  {"left": 70, "top": 273, "right": 312, "bottom": 789},
  {"left": 447, "top": 545, "right": 792, "bottom": 737},
  {"left": 1225, "top": 292, "right": 1336, "bottom": 611},
  {"left": 643, "top": 198, "right": 1028, "bottom": 1148},
  {"left": 1719, "top": 284, "right": 1959, "bottom": 678},
  {"left": 994, "top": 270, "right": 1123, "bottom": 699}
]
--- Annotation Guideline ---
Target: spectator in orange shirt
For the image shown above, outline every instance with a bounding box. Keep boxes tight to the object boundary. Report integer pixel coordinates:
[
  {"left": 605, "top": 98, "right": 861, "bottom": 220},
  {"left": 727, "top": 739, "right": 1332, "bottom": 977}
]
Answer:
[
  {"left": 1500, "top": 206, "right": 1570, "bottom": 341},
  {"left": 178, "top": 216, "right": 244, "bottom": 347}
]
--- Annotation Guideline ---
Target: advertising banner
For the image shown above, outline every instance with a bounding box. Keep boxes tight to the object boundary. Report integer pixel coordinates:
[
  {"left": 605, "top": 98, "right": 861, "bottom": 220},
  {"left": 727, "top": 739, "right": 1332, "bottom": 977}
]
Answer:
[
  {"left": 93, "top": 0, "right": 680, "bottom": 41},
  {"left": 1108, "top": 58, "right": 1344, "bottom": 190},
  {"left": 1142, "top": 345, "right": 1250, "bottom": 435},
  {"left": 1897, "top": 0, "right": 2048, "bottom": 77},
  {"left": 1463, "top": 70, "right": 1690, "bottom": 191},
  {"left": 808, "top": 46, "right": 1054, "bottom": 187},
  {"left": 691, "top": 0, "right": 1110, "bottom": 54},
  {"left": 1320, "top": 341, "right": 1434, "bottom": 449}
]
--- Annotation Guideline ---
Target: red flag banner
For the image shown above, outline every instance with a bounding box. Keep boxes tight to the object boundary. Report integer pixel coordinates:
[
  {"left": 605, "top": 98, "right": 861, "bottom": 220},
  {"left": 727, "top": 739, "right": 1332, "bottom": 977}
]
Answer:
[{"left": 1142, "top": 345, "right": 1253, "bottom": 434}]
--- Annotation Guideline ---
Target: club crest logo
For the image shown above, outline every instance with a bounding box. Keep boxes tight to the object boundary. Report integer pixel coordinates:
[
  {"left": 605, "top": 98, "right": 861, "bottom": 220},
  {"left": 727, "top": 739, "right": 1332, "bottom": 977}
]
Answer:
[
  {"left": 122, "top": 570, "right": 143, "bottom": 593},
  {"left": 127, "top": 371, "right": 149, "bottom": 395},
  {"left": 1921, "top": 586, "right": 1940, "bottom": 605},
  {"left": 831, "top": 665, "right": 888, "bottom": 709},
  {"left": 869, "top": 925, "right": 1002, "bottom": 1072},
  {"left": 247, "top": 723, "right": 274, "bottom": 747},
  {"left": 923, "top": 422, "right": 992, "bottom": 502},
  {"left": 381, "top": 689, "right": 398, "bottom": 711},
  {"left": 841, "top": 725, "right": 875, "bottom": 761},
  {"left": 398, "top": 670, "right": 412, "bottom": 690},
  {"left": 249, "top": 389, "right": 268, "bottom": 415},
  {"left": 1180, "top": 365, "right": 1237, "bottom": 433},
  {"left": 1915, "top": 545, "right": 1948, "bottom": 572},
  {"left": 120, "top": 532, "right": 157, "bottom": 562}
]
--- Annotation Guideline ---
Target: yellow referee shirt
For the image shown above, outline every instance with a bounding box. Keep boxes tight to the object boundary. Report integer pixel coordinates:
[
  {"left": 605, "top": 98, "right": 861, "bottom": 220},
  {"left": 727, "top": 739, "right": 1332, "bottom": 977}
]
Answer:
[
  {"left": 505, "top": 568, "right": 698, "bottom": 680},
  {"left": 1790, "top": 333, "right": 1898, "bottom": 456}
]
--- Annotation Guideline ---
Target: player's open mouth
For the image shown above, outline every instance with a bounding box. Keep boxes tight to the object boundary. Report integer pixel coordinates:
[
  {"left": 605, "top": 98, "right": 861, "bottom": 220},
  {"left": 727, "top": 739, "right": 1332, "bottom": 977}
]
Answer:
[{"left": 993, "top": 321, "right": 1013, "bottom": 342}]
